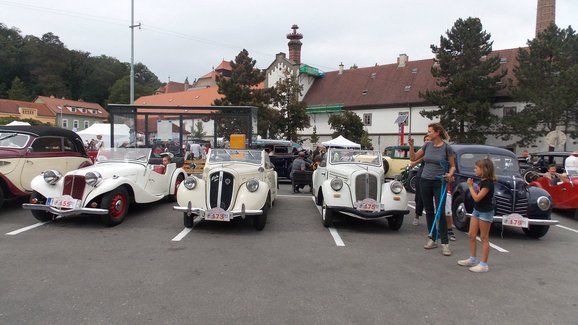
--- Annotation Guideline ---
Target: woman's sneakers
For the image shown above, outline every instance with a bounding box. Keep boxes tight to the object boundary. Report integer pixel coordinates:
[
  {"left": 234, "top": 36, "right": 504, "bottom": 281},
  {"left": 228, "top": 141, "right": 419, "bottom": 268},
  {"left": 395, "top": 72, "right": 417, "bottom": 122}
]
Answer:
[
  {"left": 423, "top": 238, "right": 438, "bottom": 249},
  {"left": 441, "top": 244, "right": 451, "bottom": 256}
]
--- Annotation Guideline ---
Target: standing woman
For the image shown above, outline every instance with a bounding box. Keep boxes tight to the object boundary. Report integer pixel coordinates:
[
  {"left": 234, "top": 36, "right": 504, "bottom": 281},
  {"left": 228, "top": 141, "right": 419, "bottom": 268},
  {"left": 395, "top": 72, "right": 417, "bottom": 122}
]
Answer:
[{"left": 408, "top": 122, "right": 456, "bottom": 256}]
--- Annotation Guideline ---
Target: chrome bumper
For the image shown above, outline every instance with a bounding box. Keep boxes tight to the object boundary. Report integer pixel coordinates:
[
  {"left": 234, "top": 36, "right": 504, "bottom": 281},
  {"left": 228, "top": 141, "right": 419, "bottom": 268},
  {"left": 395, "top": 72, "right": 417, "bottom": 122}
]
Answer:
[
  {"left": 173, "top": 201, "right": 262, "bottom": 219},
  {"left": 22, "top": 203, "right": 109, "bottom": 216},
  {"left": 467, "top": 213, "right": 559, "bottom": 226}
]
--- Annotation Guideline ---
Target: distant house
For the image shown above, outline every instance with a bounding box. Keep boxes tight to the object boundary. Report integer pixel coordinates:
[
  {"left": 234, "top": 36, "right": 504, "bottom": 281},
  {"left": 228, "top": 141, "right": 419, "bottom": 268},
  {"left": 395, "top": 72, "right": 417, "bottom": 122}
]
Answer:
[
  {"left": 0, "top": 99, "right": 55, "bottom": 125},
  {"left": 155, "top": 79, "right": 189, "bottom": 95},
  {"left": 34, "top": 96, "right": 108, "bottom": 131},
  {"left": 193, "top": 60, "right": 232, "bottom": 89}
]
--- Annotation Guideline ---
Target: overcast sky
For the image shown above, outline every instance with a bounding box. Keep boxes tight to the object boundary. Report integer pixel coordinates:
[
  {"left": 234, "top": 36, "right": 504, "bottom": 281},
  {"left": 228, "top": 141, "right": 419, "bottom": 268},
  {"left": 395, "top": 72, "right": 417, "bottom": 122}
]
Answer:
[{"left": 1, "top": 0, "right": 577, "bottom": 84}]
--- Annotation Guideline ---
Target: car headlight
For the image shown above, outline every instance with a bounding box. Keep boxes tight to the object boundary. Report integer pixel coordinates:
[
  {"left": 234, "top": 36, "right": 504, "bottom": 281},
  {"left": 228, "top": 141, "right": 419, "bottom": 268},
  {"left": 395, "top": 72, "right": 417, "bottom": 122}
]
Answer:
[
  {"left": 246, "top": 178, "right": 259, "bottom": 192},
  {"left": 330, "top": 178, "right": 343, "bottom": 191},
  {"left": 390, "top": 180, "right": 404, "bottom": 194},
  {"left": 183, "top": 177, "right": 197, "bottom": 190},
  {"left": 537, "top": 196, "right": 551, "bottom": 211},
  {"left": 43, "top": 170, "right": 62, "bottom": 185},
  {"left": 85, "top": 171, "right": 102, "bottom": 187}
]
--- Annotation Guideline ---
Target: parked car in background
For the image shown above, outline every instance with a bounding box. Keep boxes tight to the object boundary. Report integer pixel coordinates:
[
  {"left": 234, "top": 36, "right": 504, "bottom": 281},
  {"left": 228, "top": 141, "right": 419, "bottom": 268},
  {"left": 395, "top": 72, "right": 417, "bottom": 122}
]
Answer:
[
  {"left": 22, "top": 148, "right": 186, "bottom": 227},
  {"left": 0, "top": 126, "right": 92, "bottom": 208},
  {"left": 529, "top": 175, "right": 578, "bottom": 219},
  {"left": 252, "top": 139, "right": 297, "bottom": 179},
  {"left": 382, "top": 145, "right": 421, "bottom": 179},
  {"left": 174, "top": 149, "right": 277, "bottom": 231},
  {"left": 312, "top": 148, "right": 409, "bottom": 230},
  {"left": 395, "top": 163, "right": 420, "bottom": 193},
  {"left": 450, "top": 145, "right": 558, "bottom": 238}
]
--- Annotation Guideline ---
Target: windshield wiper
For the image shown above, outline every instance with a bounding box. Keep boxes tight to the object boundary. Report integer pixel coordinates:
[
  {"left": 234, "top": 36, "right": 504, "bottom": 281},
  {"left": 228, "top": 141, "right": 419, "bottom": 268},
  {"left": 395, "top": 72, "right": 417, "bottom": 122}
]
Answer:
[{"left": 0, "top": 133, "right": 17, "bottom": 141}]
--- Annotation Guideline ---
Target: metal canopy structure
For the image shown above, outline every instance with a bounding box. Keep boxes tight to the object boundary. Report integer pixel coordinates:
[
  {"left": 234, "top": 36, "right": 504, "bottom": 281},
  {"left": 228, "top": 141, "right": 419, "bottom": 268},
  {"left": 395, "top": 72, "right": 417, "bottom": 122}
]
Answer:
[{"left": 106, "top": 104, "right": 258, "bottom": 149}]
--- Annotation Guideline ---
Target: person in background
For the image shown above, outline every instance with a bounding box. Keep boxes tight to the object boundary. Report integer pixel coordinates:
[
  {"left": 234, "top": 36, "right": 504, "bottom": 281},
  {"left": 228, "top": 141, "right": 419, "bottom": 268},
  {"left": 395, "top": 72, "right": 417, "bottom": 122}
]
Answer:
[
  {"left": 290, "top": 151, "right": 311, "bottom": 193},
  {"left": 458, "top": 158, "right": 496, "bottom": 273},
  {"left": 409, "top": 122, "right": 456, "bottom": 257},
  {"left": 94, "top": 134, "right": 104, "bottom": 150},
  {"left": 543, "top": 164, "right": 567, "bottom": 185},
  {"left": 162, "top": 154, "right": 172, "bottom": 166}
]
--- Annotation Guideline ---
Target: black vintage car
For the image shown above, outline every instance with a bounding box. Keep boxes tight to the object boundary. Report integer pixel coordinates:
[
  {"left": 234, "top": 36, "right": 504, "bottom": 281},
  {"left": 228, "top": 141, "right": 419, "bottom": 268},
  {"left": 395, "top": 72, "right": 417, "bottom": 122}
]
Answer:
[
  {"left": 252, "top": 139, "right": 297, "bottom": 179},
  {"left": 450, "top": 145, "right": 558, "bottom": 239}
]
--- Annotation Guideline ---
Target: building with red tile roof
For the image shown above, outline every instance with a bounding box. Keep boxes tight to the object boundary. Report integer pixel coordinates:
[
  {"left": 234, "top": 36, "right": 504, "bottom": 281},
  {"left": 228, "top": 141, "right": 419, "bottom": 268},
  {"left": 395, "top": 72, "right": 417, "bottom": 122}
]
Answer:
[
  {"left": 33, "top": 96, "right": 108, "bottom": 131},
  {"left": 155, "top": 79, "right": 191, "bottom": 95},
  {"left": 193, "top": 60, "right": 233, "bottom": 89},
  {"left": 0, "top": 99, "right": 55, "bottom": 125}
]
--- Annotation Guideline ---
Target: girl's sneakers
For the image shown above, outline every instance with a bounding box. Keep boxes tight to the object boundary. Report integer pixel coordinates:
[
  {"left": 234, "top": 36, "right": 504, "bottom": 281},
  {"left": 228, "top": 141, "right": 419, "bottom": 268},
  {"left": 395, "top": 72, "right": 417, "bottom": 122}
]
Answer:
[
  {"left": 458, "top": 258, "right": 477, "bottom": 267},
  {"left": 469, "top": 264, "right": 489, "bottom": 273}
]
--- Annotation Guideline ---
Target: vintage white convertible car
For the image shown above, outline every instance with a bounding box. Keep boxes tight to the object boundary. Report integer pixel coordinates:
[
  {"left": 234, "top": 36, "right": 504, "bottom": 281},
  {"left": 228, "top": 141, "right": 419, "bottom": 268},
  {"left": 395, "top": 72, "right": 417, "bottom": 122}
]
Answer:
[
  {"left": 22, "top": 148, "right": 186, "bottom": 227},
  {"left": 174, "top": 148, "right": 277, "bottom": 231},
  {"left": 312, "top": 149, "right": 410, "bottom": 230}
]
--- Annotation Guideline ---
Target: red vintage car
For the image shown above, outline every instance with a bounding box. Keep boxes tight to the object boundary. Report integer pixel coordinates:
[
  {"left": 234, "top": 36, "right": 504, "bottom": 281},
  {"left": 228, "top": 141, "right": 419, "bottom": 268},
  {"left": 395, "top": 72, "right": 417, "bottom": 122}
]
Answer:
[{"left": 530, "top": 176, "right": 578, "bottom": 218}]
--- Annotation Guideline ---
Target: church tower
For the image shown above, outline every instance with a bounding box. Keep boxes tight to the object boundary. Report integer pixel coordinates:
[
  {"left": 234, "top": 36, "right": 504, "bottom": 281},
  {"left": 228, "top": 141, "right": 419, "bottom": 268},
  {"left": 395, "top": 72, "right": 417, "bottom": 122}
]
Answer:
[{"left": 536, "top": 0, "right": 556, "bottom": 36}]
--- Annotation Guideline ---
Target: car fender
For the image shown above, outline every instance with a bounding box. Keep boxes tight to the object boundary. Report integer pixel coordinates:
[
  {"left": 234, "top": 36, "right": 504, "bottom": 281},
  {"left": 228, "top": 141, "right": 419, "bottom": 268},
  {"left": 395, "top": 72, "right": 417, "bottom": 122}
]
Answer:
[
  {"left": 83, "top": 177, "right": 137, "bottom": 205},
  {"left": 321, "top": 180, "right": 353, "bottom": 207},
  {"left": 176, "top": 177, "right": 207, "bottom": 209},
  {"left": 527, "top": 186, "right": 553, "bottom": 220},
  {"left": 169, "top": 168, "right": 187, "bottom": 195},
  {"left": 233, "top": 180, "right": 270, "bottom": 210},
  {"left": 380, "top": 182, "right": 409, "bottom": 210},
  {"left": 29, "top": 175, "right": 62, "bottom": 199}
]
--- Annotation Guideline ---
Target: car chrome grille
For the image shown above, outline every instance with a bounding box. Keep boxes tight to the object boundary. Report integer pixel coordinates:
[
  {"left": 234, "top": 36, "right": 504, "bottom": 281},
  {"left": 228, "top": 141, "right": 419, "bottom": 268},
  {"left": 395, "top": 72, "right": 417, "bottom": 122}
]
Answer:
[
  {"left": 355, "top": 173, "right": 378, "bottom": 201},
  {"left": 208, "top": 171, "right": 234, "bottom": 210},
  {"left": 62, "top": 175, "right": 85, "bottom": 200},
  {"left": 495, "top": 194, "right": 528, "bottom": 217}
]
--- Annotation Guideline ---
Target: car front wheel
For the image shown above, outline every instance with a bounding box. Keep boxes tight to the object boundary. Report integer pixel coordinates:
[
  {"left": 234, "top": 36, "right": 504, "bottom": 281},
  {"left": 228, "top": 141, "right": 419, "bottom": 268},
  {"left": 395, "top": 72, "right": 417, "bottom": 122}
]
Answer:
[
  {"left": 100, "top": 187, "right": 129, "bottom": 227},
  {"left": 408, "top": 175, "right": 417, "bottom": 193},
  {"left": 387, "top": 214, "right": 404, "bottom": 230},
  {"left": 322, "top": 200, "right": 333, "bottom": 227},
  {"left": 253, "top": 195, "right": 269, "bottom": 231},
  {"left": 30, "top": 191, "right": 56, "bottom": 222},
  {"left": 452, "top": 195, "right": 470, "bottom": 232},
  {"left": 522, "top": 225, "right": 550, "bottom": 239}
]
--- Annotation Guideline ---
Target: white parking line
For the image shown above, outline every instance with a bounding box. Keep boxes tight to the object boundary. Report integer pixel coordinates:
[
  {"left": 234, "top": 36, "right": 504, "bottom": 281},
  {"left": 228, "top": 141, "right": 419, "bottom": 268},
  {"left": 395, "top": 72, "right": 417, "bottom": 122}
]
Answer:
[
  {"left": 556, "top": 224, "right": 578, "bottom": 234},
  {"left": 311, "top": 197, "right": 345, "bottom": 247},
  {"left": 171, "top": 228, "right": 192, "bottom": 241},
  {"left": 328, "top": 227, "right": 345, "bottom": 246},
  {"left": 6, "top": 222, "right": 50, "bottom": 236}
]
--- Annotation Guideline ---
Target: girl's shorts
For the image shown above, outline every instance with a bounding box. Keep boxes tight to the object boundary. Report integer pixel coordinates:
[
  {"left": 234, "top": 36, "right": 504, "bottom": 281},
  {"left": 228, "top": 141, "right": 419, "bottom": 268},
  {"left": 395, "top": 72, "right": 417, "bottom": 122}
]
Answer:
[{"left": 472, "top": 209, "right": 494, "bottom": 223}]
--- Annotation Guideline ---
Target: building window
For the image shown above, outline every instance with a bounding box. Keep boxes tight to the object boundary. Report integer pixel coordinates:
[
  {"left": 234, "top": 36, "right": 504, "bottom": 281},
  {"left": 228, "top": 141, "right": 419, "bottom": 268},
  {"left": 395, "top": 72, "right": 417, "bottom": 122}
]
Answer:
[
  {"left": 503, "top": 106, "right": 517, "bottom": 117},
  {"left": 62, "top": 119, "right": 68, "bottom": 128},
  {"left": 84, "top": 121, "right": 89, "bottom": 129},
  {"left": 70, "top": 107, "right": 76, "bottom": 112},
  {"left": 363, "top": 113, "right": 372, "bottom": 126},
  {"left": 73, "top": 120, "right": 79, "bottom": 129}
]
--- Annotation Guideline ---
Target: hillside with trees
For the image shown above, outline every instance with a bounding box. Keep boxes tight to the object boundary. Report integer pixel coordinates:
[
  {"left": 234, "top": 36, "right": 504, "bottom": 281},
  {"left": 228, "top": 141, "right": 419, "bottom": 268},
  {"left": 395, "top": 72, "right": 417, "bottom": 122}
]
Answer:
[{"left": 0, "top": 23, "right": 160, "bottom": 106}]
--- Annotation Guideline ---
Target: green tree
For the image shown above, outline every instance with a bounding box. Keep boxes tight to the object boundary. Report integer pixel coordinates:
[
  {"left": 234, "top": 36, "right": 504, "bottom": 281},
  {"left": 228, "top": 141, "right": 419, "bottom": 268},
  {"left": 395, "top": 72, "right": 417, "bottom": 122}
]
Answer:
[
  {"left": 7, "top": 77, "right": 31, "bottom": 100},
  {"left": 501, "top": 25, "right": 578, "bottom": 145},
  {"left": 0, "top": 24, "right": 25, "bottom": 99},
  {"left": 310, "top": 125, "right": 320, "bottom": 145},
  {"left": 328, "top": 111, "right": 365, "bottom": 144},
  {"left": 421, "top": 17, "right": 506, "bottom": 144},
  {"left": 191, "top": 120, "right": 207, "bottom": 138},
  {"left": 270, "top": 73, "right": 310, "bottom": 141},
  {"left": 214, "top": 49, "right": 270, "bottom": 139},
  {"left": 107, "top": 75, "right": 155, "bottom": 104}
]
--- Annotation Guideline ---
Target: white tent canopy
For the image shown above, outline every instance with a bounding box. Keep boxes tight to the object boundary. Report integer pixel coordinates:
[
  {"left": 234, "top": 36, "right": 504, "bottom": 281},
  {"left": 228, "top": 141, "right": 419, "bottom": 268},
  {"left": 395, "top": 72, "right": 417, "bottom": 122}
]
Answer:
[
  {"left": 322, "top": 135, "right": 361, "bottom": 149},
  {"left": 76, "top": 123, "right": 130, "bottom": 148},
  {"left": 5, "top": 121, "right": 31, "bottom": 126}
]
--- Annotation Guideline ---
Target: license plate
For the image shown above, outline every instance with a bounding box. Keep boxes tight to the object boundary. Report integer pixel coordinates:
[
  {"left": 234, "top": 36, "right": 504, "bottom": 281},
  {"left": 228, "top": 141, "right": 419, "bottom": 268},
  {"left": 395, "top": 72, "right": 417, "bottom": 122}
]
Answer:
[
  {"left": 355, "top": 198, "right": 382, "bottom": 212},
  {"left": 502, "top": 213, "right": 529, "bottom": 228},
  {"left": 204, "top": 208, "right": 230, "bottom": 222},
  {"left": 47, "top": 195, "right": 81, "bottom": 209}
]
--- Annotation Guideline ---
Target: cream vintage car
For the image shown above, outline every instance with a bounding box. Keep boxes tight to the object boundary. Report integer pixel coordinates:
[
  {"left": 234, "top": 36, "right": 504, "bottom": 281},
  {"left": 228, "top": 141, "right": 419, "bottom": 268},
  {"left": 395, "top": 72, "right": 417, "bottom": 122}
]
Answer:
[
  {"left": 312, "top": 149, "right": 410, "bottom": 229},
  {"left": 174, "top": 148, "right": 277, "bottom": 231},
  {"left": 0, "top": 126, "right": 93, "bottom": 208},
  {"left": 22, "top": 148, "right": 186, "bottom": 227}
]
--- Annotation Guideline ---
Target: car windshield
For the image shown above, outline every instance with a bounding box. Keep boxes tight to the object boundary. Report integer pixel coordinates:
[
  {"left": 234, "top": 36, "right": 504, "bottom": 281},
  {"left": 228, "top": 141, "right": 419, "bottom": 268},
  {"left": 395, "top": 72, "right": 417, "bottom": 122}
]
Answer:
[
  {"left": 0, "top": 132, "right": 29, "bottom": 149},
  {"left": 329, "top": 149, "right": 382, "bottom": 166},
  {"left": 96, "top": 148, "right": 151, "bottom": 164},
  {"left": 208, "top": 149, "right": 263, "bottom": 165},
  {"left": 459, "top": 153, "right": 520, "bottom": 176}
]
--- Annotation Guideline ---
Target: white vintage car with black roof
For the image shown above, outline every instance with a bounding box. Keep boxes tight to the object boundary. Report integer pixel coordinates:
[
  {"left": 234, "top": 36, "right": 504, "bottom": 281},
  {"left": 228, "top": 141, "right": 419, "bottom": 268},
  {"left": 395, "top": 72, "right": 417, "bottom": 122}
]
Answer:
[
  {"left": 174, "top": 148, "right": 277, "bottom": 231},
  {"left": 312, "top": 148, "right": 410, "bottom": 229},
  {"left": 22, "top": 148, "right": 186, "bottom": 227}
]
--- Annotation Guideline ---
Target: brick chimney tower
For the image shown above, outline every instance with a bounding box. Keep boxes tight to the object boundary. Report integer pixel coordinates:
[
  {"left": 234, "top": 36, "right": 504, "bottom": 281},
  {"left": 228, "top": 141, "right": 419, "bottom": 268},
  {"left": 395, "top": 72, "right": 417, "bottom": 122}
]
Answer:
[
  {"left": 536, "top": 0, "right": 556, "bottom": 36},
  {"left": 287, "top": 24, "right": 303, "bottom": 64}
]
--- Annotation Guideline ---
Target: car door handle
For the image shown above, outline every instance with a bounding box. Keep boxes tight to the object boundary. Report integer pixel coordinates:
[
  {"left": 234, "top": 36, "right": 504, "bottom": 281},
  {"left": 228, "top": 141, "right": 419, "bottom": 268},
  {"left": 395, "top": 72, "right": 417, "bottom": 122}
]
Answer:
[{"left": 25, "top": 160, "right": 33, "bottom": 164}]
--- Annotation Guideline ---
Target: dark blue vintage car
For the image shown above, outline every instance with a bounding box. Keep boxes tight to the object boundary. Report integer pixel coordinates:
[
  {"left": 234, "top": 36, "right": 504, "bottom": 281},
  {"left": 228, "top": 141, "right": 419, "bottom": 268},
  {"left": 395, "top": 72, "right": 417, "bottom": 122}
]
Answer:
[{"left": 450, "top": 145, "right": 558, "bottom": 239}]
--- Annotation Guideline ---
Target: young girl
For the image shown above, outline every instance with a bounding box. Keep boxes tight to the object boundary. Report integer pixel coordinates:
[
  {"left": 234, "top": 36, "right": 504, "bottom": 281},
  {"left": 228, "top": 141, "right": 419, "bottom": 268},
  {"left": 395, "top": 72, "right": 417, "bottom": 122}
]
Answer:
[{"left": 458, "top": 158, "right": 496, "bottom": 273}]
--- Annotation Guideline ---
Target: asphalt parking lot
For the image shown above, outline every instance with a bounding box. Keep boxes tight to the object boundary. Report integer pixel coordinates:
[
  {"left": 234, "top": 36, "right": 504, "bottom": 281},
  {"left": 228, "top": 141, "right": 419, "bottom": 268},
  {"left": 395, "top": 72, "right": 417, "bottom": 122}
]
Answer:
[{"left": 1, "top": 184, "right": 577, "bottom": 324}]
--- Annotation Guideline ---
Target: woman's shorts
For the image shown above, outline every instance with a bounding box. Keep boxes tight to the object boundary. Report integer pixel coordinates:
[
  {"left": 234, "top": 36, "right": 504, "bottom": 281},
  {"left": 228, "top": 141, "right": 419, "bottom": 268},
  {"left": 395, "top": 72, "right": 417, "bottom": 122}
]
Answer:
[{"left": 472, "top": 209, "right": 494, "bottom": 223}]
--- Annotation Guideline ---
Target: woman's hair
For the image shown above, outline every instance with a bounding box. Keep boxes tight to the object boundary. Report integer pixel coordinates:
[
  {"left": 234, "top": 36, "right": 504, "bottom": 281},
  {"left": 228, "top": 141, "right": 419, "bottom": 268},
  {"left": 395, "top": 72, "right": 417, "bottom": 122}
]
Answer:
[
  {"left": 428, "top": 122, "right": 450, "bottom": 141},
  {"left": 476, "top": 158, "right": 497, "bottom": 182}
]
